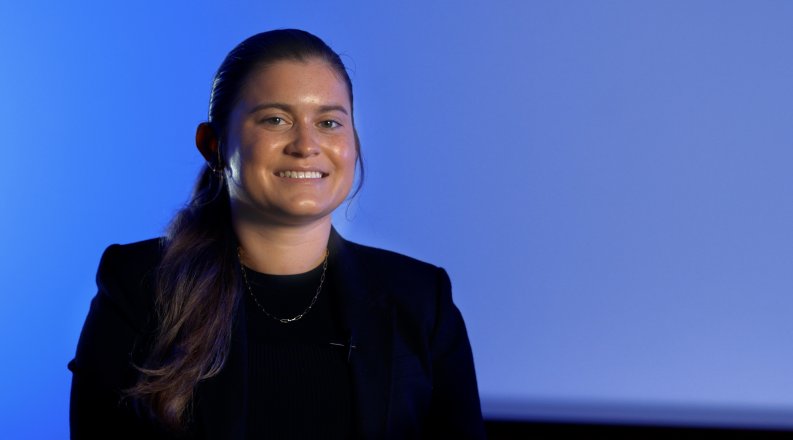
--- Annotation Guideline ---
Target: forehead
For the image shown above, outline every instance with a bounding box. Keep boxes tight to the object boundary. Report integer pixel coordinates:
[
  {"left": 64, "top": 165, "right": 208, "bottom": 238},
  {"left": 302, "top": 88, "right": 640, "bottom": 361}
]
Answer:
[{"left": 239, "top": 59, "right": 351, "bottom": 109}]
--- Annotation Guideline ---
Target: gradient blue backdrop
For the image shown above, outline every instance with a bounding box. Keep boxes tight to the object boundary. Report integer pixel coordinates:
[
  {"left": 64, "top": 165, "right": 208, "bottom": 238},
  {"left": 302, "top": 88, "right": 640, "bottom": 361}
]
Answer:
[{"left": 2, "top": 1, "right": 792, "bottom": 437}]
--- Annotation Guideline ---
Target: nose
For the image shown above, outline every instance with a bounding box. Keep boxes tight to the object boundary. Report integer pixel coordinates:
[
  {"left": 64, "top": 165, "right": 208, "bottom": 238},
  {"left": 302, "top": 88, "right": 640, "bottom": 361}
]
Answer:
[{"left": 284, "top": 122, "right": 320, "bottom": 158}]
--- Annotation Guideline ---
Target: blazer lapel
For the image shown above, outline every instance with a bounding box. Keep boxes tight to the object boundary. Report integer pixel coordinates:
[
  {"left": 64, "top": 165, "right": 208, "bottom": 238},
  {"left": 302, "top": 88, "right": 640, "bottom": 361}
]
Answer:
[{"left": 329, "top": 229, "right": 393, "bottom": 439}]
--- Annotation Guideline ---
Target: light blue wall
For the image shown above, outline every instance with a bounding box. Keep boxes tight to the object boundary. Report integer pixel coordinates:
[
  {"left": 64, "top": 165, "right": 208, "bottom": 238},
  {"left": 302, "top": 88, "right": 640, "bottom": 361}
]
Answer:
[{"left": 2, "top": 1, "right": 792, "bottom": 437}]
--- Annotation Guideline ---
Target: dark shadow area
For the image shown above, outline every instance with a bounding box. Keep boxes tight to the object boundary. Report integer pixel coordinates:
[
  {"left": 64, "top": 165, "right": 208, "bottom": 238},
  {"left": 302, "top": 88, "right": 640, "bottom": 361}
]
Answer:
[{"left": 485, "top": 419, "right": 793, "bottom": 439}]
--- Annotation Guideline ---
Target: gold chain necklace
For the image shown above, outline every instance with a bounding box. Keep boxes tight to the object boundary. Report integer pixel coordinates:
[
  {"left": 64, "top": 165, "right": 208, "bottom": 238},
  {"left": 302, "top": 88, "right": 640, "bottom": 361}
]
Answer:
[{"left": 237, "top": 248, "right": 329, "bottom": 324}]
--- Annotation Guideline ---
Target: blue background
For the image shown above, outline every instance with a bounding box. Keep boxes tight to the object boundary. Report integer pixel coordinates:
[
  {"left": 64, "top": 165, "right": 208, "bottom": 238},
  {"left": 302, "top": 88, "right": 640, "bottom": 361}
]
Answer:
[{"left": 2, "top": 1, "right": 792, "bottom": 437}]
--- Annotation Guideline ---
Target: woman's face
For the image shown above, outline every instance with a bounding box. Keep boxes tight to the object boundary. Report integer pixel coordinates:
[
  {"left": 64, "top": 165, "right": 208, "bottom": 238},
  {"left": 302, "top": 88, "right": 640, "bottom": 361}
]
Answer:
[{"left": 223, "top": 59, "right": 356, "bottom": 227}]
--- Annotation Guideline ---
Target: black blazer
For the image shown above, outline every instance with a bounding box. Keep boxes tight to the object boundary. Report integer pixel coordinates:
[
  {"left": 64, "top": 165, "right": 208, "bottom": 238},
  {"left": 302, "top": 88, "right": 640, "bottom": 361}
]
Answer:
[{"left": 69, "top": 229, "right": 485, "bottom": 439}]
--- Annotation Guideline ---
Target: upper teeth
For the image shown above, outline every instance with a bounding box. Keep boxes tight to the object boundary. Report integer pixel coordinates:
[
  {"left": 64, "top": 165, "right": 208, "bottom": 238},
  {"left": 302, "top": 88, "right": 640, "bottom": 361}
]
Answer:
[{"left": 279, "top": 171, "right": 323, "bottom": 179}]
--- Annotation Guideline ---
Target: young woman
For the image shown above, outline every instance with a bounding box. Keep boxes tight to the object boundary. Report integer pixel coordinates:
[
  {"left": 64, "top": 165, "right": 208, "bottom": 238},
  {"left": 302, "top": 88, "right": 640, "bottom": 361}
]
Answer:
[{"left": 69, "top": 29, "right": 485, "bottom": 439}]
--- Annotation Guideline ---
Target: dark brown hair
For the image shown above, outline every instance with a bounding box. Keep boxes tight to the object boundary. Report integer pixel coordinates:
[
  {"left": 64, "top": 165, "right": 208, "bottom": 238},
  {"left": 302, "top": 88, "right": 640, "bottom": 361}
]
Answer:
[{"left": 127, "top": 29, "right": 363, "bottom": 432}]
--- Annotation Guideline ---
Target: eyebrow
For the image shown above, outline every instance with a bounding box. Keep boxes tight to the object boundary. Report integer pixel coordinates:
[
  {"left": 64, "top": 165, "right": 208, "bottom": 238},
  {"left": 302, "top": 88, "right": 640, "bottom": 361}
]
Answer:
[{"left": 248, "top": 102, "right": 349, "bottom": 116}]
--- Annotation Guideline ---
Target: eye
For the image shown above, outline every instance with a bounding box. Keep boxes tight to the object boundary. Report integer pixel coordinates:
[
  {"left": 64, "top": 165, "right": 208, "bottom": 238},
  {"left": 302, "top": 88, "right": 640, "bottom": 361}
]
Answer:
[
  {"left": 262, "top": 116, "right": 286, "bottom": 125},
  {"left": 318, "top": 120, "right": 342, "bottom": 129}
]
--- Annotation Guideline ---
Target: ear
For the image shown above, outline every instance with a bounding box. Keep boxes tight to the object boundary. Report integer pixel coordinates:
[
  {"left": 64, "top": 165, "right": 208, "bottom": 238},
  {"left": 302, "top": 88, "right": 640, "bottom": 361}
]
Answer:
[{"left": 196, "top": 122, "right": 221, "bottom": 164}]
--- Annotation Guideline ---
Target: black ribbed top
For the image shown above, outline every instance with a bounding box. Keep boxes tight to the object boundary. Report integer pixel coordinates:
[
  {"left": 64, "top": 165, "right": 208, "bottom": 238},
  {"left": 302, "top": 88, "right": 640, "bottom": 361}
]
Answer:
[{"left": 243, "top": 260, "right": 353, "bottom": 439}]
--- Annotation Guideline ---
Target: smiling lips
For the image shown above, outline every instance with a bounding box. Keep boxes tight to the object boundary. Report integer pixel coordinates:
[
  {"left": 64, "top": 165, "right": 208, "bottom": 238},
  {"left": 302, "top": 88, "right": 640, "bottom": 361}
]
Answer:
[{"left": 277, "top": 170, "right": 326, "bottom": 179}]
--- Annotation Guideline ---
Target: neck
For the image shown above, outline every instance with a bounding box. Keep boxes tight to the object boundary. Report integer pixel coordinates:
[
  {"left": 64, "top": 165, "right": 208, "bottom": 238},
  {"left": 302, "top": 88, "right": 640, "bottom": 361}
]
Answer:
[{"left": 234, "top": 217, "right": 332, "bottom": 275}]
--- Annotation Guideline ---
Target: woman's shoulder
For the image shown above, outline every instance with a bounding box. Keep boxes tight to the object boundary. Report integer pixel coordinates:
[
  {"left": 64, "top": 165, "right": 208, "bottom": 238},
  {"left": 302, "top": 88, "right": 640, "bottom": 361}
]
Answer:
[
  {"left": 100, "top": 237, "right": 164, "bottom": 261},
  {"left": 340, "top": 238, "right": 444, "bottom": 282},
  {"left": 93, "top": 237, "right": 165, "bottom": 331},
  {"left": 337, "top": 236, "right": 452, "bottom": 308},
  {"left": 96, "top": 238, "right": 164, "bottom": 293}
]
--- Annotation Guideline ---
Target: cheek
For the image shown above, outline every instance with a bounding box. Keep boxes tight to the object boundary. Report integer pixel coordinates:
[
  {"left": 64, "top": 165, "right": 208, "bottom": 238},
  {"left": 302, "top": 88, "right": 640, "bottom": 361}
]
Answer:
[
  {"left": 225, "top": 143, "right": 271, "bottom": 193},
  {"left": 333, "top": 134, "right": 357, "bottom": 167},
  {"left": 335, "top": 146, "right": 357, "bottom": 188},
  {"left": 340, "top": 148, "right": 357, "bottom": 168},
  {"left": 224, "top": 144, "right": 243, "bottom": 183},
  {"left": 234, "top": 135, "right": 275, "bottom": 174}
]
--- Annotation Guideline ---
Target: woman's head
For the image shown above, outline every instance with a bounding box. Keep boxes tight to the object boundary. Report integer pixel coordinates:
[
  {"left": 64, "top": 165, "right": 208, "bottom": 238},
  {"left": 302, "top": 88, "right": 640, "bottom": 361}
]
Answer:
[{"left": 196, "top": 29, "right": 363, "bottom": 216}]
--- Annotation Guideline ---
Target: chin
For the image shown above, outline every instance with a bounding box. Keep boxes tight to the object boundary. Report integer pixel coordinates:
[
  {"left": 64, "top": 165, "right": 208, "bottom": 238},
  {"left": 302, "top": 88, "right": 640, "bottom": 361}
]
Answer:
[{"left": 278, "top": 204, "right": 336, "bottom": 222}]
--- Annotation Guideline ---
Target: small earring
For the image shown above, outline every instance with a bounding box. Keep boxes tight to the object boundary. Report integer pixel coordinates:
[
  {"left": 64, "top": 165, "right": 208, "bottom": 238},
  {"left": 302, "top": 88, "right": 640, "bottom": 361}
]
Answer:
[
  {"left": 208, "top": 145, "right": 225, "bottom": 176},
  {"left": 207, "top": 161, "right": 224, "bottom": 175}
]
